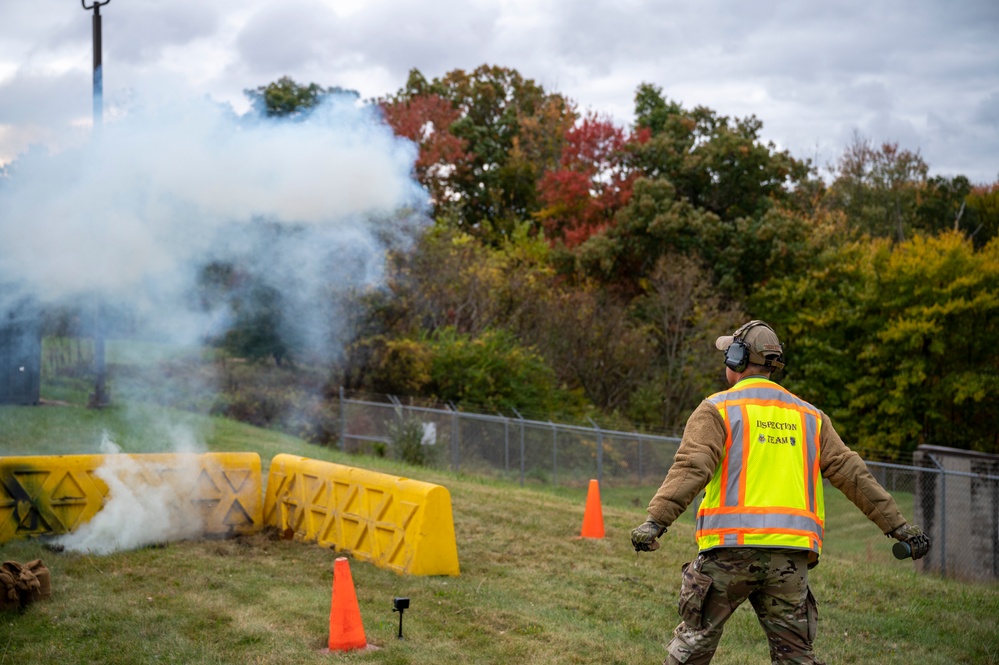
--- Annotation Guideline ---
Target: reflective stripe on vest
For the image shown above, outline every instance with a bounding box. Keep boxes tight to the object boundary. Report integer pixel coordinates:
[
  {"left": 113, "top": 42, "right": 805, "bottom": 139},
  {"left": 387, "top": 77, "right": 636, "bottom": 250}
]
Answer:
[{"left": 695, "top": 377, "right": 824, "bottom": 554}]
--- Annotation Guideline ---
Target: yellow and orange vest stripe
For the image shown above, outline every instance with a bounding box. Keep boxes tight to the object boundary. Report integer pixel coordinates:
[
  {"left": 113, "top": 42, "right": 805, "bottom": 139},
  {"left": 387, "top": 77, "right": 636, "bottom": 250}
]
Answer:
[{"left": 695, "top": 377, "right": 824, "bottom": 555}]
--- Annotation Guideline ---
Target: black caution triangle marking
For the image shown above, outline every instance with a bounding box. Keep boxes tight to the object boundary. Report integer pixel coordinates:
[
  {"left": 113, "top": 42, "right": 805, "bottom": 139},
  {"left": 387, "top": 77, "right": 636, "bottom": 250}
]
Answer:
[
  {"left": 193, "top": 468, "right": 222, "bottom": 498},
  {"left": 223, "top": 500, "right": 254, "bottom": 527},
  {"left": 222, "top": 468, "right": 251, "bottom": 493}
]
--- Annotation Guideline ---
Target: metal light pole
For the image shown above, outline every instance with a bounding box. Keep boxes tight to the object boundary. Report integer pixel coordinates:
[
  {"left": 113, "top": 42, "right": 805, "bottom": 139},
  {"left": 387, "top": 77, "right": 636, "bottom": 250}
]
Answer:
[
  {"left": 83, "top": 0, "right": 110, "bottom": 125},
  {"left": 82, "top": 0, "right": 111, "bottom": 408}
]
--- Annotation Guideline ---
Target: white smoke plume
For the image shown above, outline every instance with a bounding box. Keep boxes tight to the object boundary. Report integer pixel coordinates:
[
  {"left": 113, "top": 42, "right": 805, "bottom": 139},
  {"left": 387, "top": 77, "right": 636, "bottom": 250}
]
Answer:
[
  {"left": 52, "top": 432, "right": 205, "bottom": 554},
  {"left": 0, "top": 81, "right": 425, "bottom": 552},
  {"left": 0, "top": 80, "right": 423, "bottom": 347}
]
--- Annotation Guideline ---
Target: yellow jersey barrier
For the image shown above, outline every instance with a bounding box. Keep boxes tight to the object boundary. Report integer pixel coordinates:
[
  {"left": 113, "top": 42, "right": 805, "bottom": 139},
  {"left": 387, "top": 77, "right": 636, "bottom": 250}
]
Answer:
[
  {"left": 0, "top": 453, "right": 262, "bottom": 543},
  {"left": 264, "top": 454, "right": 460, "bottom": 576}
]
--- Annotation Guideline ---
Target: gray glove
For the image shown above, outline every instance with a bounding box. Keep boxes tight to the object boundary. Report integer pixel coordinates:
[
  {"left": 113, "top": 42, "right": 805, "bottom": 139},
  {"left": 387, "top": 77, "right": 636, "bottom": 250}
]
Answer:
[
  {"left": 631, "top": 519, "right": 667, "bottom": 552},
  {"left": 891, "top": 523, "right": 931, "bottom": 560}
]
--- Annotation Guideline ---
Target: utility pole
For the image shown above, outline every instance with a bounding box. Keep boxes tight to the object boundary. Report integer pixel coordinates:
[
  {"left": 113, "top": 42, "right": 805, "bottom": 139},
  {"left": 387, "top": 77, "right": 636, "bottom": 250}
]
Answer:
[{"left": 82, "top": 0, "right": 111, "bottom": 408}]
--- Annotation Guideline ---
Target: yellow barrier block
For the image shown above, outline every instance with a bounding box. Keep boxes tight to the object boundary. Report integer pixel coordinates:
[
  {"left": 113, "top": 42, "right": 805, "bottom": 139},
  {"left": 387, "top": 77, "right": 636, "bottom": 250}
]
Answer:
[
  {"left": 0, "top": 453, "right": 262, "bottom": 543},
  {"left": 264, "top": 454, "right": 460, "bottom": 576}
]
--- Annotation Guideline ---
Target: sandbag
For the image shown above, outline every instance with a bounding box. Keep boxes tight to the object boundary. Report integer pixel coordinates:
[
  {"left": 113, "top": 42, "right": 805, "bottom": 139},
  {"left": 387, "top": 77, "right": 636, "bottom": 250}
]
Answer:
[
  {"left": 25, "top": 560, "right": 51, "bottom": 602},
  {"left": 0, "top": 564, "right": 19, "bottom": 611},
  {"left": 0, "top": 559, "right": 51, "bottom": 611}
]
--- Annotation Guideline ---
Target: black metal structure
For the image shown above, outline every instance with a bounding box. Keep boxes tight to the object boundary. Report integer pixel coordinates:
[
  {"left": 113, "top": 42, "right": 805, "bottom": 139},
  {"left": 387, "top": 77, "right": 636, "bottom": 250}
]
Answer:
[
  {"left": 82, "top": 0, "right": 110, "bottom": 127},
  {"left": 82, "top": 0, "right": 111, "bottom": 407},
  {"left": 0, "top": 307, "right": 41, "bottom": 406}
]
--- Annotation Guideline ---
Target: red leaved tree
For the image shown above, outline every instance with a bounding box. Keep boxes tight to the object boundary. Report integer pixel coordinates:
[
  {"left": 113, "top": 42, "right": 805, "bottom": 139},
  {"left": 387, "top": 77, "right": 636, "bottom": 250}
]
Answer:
[
  {"left": 380, "top": 93, "right": 470, "bottom": 209},
  {"left": 537, "top": 113, "right": 647, "bottom": 247}
]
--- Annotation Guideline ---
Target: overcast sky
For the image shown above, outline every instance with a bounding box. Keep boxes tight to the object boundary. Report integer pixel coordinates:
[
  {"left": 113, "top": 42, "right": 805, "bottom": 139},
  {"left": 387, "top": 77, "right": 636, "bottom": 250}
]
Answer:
[{"left": 1, "top": 0, "right": 997, "bottom": 183}]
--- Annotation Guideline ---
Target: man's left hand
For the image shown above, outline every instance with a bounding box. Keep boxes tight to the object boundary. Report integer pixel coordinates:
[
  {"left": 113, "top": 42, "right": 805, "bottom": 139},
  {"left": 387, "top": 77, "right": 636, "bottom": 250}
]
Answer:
[{"left": 891, "top": 523, "right": 931, "bottom": 560}]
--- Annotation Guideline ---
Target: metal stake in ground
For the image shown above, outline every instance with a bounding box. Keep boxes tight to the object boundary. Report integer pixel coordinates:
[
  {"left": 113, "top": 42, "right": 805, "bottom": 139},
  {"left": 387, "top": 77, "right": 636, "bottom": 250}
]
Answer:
[
  {"left": 81, "top": 0, "right": 110, "bottom": 125},
  {"left": 81, "top": 0, "right": 112, "bottom": 408}
]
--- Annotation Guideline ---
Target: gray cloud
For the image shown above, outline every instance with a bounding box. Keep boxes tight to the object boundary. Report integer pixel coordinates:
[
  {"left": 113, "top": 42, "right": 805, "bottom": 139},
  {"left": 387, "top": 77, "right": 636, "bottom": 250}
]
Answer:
[
  {"left": 0, "top": 69, "right": 90, "bottom": 127},
  {"left": 976, "top": 92, "right": 999, "bottom": 128},
  {"left": 0, "top": 82, "right": 425, "bottom": 368},
  {"left": 107, "top": 1, "right": 223, "bottom": 66},
  {"left": 235, "top": 0, "right": 341, "bottom": 75},
  {"left": 345, "top": 1, "right": 502, "bottom": 77},
  {"left": 0, "top": 0, "right": 996, "bottom": 182}
]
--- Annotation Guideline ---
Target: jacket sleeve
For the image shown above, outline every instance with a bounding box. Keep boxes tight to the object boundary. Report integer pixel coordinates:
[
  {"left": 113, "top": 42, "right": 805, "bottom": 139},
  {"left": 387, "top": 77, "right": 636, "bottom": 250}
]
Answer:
[
  {"left": 819, "top": 412, "right": 907, "bottom": 534},
  {"left": 646, "top": 400, "right": 727, "bottom": 527}
]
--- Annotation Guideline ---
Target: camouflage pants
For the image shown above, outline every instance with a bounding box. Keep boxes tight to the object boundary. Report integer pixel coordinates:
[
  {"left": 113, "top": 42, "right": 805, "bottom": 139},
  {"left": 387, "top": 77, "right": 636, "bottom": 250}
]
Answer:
[{"left": 664, "top": 548, "right": 822, "bottom": 665}]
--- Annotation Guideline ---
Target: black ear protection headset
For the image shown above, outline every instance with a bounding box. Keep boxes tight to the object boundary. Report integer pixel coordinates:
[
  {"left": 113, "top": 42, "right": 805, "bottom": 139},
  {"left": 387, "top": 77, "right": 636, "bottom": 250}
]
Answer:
[{"left": 723, "top": 321, "right": 784, "bottom": 373}]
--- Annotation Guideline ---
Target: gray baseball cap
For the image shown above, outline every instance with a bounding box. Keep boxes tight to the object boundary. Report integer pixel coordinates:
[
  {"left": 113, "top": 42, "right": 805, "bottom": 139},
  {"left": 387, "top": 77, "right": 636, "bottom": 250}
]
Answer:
[{"left": 715, "top": 320, "right": 785, "bottom": 368}]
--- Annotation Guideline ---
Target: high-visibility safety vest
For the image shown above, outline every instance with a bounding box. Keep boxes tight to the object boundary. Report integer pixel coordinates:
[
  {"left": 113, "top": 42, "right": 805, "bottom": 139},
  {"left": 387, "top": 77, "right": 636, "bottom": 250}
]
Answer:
[{"left": 695, "top": 377, "right": 824, "bottom": 555}]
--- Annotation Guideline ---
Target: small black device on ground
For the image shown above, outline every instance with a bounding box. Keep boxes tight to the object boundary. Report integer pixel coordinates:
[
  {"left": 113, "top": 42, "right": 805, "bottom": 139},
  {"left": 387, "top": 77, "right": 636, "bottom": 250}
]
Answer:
[{"left": 393, "top": 597, "right": 410, "bottom": 639}]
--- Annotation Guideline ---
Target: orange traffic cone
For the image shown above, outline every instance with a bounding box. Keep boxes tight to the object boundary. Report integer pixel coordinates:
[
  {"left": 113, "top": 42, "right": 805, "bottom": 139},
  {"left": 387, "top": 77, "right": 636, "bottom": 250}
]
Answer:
[
  {"left": 328, "top": 557, "right": 367, "bottom": 651},
  {"left": 580, "top": 479, "right": 605, "bottom": 539}
]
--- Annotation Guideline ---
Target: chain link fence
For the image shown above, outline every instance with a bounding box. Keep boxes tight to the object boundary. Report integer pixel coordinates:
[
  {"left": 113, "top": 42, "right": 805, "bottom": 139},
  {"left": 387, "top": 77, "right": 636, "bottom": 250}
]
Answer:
[
  {"left": 339, "top": 391, "right": 999, "bottom": 581},
  {"left": 866, "top": 456, "right": 999, "bottom": 582},
  {"left": 337, "top": 391, "right": 680, "bottom": 489}
]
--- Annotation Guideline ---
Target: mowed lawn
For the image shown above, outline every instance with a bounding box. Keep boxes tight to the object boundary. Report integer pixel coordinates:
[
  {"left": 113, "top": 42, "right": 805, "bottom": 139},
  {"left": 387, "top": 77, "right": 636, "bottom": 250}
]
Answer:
[{"left": 1, "top": 404, "right": 997, "bottom": 664}]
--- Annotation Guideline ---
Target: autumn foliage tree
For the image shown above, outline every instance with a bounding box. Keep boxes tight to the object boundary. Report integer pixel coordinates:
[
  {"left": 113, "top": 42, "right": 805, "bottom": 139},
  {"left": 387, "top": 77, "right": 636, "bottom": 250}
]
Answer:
[
  {"left": 380, "top": 65, "right": 576, "bottom": 238},
  {"left": 559, "top": 84, "right": 821, "bottom": 301},
  {"left": 823, "top": 134, "right": 929, "bottom": 242},
  {"left": 630, "top": 253, "right": 746, "bottom": 430},
  {"left": 536, "top": 113, "right": 647, "bottom": 247},
  {"left": 245, "top": 76, "right": 358, "bottom": 118},
  {"left": 216, "top": 73, "right": 999, "bottom": 455},
  {"left": 376, "top": 77, "right": 999, "bottom": 452},
  {"left": 961, "top": 180, "right": 999, "bottom": 247},
  {"left": 754, "top": 232, "right": 999, "bottom": 458},
  {"left": 631, "top": 83, "right": 815, "bottom": 222},
  {"left": 379, "top": 91, "right": 469, "bottom": 211}
]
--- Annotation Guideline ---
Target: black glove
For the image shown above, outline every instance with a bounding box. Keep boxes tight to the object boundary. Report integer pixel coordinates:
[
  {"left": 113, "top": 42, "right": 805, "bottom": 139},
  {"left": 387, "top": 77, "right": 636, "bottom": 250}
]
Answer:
[
  {"left": 630, "top": 519, "right": 667, "bottom": 552},
  {"left": 891, "top": 523, "right": 931, "bottom": 560}
]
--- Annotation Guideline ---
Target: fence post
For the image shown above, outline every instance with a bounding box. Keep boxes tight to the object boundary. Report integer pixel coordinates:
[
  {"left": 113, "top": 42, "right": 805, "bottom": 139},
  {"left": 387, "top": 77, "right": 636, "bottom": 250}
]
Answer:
[
  {"left": 500, "top": 413, "right": 510, "bottom": 474},
  {"left": 587, "top": 417, "right": 603, "bottom": 488},
  {"left": 993, "top": 473, "right": 999, "bottom": 579},
  {"left": 339, "top": 386, "right": 346, "bottom": 452},
  {"left": 513, "top": 408, "right": 525, "bottom": 487},
  {"left": 448, "top": 403, "right": 460, "bottom": 472},
  {"left": 928, "top": 454, "right": 946, "bottom": 577},
  {"left": 550, "top": 421, "right": 557, "bottom": 487}
]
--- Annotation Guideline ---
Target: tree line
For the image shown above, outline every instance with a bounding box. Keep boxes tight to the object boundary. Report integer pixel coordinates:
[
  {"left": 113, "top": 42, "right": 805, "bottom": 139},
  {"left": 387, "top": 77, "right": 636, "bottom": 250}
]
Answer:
[{"left": 135, "top": 71, "right": 999, "bottom": 459}]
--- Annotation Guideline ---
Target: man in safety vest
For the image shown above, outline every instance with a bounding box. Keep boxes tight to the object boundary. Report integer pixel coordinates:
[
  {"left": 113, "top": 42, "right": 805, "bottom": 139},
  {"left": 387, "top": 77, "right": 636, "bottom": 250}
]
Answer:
[{"left": 630, "top": 320, "right": 930, "bottom": 665}]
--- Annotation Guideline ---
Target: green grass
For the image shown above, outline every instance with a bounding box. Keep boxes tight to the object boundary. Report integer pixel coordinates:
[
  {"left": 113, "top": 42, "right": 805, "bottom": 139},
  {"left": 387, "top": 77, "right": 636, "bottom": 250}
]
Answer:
[{"left": 0, "top": 404, "right": 997, "bottom": 664}]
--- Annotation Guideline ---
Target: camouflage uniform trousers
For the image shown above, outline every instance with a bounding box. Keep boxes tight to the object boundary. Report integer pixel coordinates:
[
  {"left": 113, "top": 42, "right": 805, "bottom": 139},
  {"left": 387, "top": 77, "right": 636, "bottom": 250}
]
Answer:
[{"left": 664, "top": 548, "right": 823, "bottom": 665}]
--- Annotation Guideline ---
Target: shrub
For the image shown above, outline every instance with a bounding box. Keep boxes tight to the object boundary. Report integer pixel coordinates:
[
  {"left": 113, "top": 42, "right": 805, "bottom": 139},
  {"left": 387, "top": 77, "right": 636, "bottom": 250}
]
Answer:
[
  {"left": 425, "top": 327, "right": 560, "bottom": 413},
  {"left": 388, "top": 417, "right": 436, "bottom": 467}
]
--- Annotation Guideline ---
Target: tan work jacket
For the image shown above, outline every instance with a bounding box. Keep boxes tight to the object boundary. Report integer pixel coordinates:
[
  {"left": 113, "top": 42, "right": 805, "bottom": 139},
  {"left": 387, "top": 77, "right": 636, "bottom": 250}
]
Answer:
[{"left": 648, "top": 390, "right": 907, "bottom": 541}]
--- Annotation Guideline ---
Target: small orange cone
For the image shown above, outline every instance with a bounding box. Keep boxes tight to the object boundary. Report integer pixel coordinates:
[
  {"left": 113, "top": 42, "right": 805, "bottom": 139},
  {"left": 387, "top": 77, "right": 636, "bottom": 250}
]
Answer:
[
  {"left": 580, "top": 479, "right": 605, "bottom": 539},
  {"left": 328, "top": 557, "right": 367, "bottom": 651}
]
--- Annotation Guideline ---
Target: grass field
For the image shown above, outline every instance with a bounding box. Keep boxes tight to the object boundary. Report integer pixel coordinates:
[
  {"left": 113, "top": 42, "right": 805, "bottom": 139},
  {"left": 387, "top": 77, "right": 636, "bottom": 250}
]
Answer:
[{"left": 1, "top": 403, "right": 997, "bottom": 664}]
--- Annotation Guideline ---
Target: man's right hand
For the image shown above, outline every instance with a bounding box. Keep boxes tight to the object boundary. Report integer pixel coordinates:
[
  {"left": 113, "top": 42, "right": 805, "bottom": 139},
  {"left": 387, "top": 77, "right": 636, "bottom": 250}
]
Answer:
[
  {"left": 891, "top": 523, "right": 931, "bottom": 560},
  {"left": 631, "top": 519, "right": 667, "bottom": 552}
]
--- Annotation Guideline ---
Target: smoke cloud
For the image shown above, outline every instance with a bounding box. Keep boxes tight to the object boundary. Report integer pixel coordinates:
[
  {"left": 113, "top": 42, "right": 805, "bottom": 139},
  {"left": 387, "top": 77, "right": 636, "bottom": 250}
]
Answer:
[
  {"left": 1, "top": 80, "right": 425, "bottom": 552},
  {"left": 52, "top": 432, "right": 206, "bottom": 554},
  {"left": 0, "top": 82, "right": 423, "bottom": 341}
]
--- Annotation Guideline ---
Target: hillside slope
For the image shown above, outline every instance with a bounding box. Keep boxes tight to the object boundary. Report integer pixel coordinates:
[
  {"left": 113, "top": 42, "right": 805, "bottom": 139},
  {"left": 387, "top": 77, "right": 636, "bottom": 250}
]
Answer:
[{"left": 0, "top": 404, "right": 996, "bottom": 664}]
